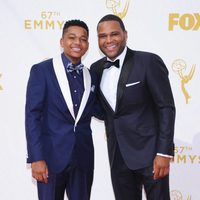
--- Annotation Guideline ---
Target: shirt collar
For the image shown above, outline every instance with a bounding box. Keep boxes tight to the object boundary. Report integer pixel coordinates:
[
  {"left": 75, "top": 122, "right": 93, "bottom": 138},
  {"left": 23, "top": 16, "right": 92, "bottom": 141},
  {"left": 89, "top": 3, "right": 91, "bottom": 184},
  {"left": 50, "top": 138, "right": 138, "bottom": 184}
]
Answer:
[{"left": 61, "top": 52, "right": 81, "bottom": 69}]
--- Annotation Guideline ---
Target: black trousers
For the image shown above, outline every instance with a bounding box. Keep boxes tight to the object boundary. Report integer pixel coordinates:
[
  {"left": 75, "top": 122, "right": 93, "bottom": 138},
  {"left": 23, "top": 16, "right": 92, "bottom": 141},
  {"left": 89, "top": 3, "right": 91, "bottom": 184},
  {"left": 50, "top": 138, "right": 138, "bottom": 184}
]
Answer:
[
  {"left": 37, "top": 164, "right": 93, "bottom": 200},
  {"left": 111, "top": 143, "right": 170, "bottom": 200}
]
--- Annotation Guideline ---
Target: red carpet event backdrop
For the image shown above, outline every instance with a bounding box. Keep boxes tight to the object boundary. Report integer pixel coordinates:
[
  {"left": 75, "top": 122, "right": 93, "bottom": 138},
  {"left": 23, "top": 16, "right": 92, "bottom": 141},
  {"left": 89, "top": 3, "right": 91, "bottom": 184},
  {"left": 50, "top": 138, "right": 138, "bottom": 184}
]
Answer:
[{"left": 0, "top": 0, "right": 199, "bottom": 199}]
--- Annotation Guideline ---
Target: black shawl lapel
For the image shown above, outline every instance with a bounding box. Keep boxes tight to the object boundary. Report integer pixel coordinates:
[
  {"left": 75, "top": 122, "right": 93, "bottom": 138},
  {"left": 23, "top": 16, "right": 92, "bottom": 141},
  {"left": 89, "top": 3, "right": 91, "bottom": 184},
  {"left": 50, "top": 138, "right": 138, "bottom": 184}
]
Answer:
[{"left": 115, "top": 48, "right": 135, "bottom": 112}]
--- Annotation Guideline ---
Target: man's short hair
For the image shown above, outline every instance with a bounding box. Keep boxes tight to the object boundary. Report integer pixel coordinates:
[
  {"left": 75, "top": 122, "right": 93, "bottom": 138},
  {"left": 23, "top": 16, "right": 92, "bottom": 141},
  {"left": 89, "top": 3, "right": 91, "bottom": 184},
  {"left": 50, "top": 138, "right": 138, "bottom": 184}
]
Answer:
[
  {"left": 97, "top": 14, "right": 126, "bottom": 31},
  {"left": 62, "top": 19, "right": 89, "bottom": 37}
]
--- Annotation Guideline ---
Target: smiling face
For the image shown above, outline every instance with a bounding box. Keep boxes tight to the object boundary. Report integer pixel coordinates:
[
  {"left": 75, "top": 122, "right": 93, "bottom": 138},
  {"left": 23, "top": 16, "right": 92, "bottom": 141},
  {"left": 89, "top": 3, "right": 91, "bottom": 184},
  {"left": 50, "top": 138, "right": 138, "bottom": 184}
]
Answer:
[
  {"left": 60, "top": 26, "right": 89, "bottom": 64},
  {"left": 97, "top": 20, "right": 127, "bottom": 60}
]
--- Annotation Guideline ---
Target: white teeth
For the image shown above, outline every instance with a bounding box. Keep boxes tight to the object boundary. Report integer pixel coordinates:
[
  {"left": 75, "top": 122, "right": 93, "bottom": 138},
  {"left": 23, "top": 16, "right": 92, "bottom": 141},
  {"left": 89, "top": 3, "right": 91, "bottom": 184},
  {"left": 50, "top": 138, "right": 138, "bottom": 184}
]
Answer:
[
  {"left": 107, "top": 45, "right": 116, "bottom": 50},
  {"left": 72, "top": 48, "right": 81, "bottom": 52}
]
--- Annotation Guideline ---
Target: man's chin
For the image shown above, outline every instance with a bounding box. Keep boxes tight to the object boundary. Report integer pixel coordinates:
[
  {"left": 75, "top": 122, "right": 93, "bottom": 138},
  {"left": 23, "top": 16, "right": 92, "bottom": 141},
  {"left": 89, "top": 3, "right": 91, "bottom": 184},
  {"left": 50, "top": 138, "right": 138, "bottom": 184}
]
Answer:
[{"left": 102, "top": 50, "right": 115, "bottom": 57}]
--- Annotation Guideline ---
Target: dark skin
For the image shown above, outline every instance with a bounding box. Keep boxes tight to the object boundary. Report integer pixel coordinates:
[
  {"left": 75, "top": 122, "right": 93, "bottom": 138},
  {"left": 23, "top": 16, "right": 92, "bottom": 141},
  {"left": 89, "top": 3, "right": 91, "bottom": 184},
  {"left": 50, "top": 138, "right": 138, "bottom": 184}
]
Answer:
[
  {"left": 32, "top": 161, "right": 48, "bottom": 183},
  {"left": 97, "top": 20, "right": 171, "bottom": 180},
  {"left": 31, "top": 25, "right": 89, "bottom": 183}
]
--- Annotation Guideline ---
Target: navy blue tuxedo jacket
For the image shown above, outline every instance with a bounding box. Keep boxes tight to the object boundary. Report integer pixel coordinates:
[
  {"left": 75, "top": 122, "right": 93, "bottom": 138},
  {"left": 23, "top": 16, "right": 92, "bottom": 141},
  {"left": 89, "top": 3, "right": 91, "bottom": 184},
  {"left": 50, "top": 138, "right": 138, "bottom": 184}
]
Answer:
[
  {"left": 25, "top": 55, "right": 97, "bottom": 173},
  {"left": 91, "top": 48, "right": 176, "bottom": 170}
]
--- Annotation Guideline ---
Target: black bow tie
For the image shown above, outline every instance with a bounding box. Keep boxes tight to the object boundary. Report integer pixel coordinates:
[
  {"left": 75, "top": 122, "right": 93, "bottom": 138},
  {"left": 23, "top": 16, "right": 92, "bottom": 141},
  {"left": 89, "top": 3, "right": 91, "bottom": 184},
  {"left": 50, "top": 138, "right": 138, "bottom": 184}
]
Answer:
[
  {"left": 66, "top": 63, "right": 84, "bottom": 74},
  {"left": 104, "top": 59, "right": 120, "bottom": 69}
]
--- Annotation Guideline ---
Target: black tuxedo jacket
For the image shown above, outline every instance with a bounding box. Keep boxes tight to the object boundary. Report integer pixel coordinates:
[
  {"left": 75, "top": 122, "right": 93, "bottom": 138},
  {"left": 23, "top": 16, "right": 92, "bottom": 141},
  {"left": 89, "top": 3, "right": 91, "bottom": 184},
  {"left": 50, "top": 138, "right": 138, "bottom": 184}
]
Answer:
[{"left": 91, "top": 48, "right": 175, "bottom": 170}]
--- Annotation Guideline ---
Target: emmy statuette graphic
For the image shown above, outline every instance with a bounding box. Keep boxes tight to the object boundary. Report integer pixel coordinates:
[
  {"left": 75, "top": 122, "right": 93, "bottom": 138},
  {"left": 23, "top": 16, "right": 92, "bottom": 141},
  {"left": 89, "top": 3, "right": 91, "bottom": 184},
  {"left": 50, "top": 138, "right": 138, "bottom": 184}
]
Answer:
[
  {"left": 106, "top": 0, "right": 130, "bottom": 19},
  {"left": 170, "top": 190, "right": 192, "bottom": 200},
  {"left": 172, "top": 59, "right": 195, "bottom": 104}
]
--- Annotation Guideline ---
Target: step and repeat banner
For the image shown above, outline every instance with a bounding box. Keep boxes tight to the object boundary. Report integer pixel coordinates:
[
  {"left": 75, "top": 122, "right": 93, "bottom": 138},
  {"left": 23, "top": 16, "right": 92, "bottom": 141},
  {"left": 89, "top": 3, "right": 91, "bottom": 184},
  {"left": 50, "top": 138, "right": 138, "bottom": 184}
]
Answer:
[{"left": 0, "top": 0, "right": 199, "bottom": 199}]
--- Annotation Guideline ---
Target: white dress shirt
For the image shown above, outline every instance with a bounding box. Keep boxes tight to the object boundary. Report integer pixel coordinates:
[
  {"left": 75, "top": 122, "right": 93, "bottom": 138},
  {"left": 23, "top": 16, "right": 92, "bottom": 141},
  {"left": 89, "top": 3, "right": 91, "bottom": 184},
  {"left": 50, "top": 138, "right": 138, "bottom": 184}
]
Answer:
[{"left": 100, "top": 47, "right": 127, "bottom": 111}]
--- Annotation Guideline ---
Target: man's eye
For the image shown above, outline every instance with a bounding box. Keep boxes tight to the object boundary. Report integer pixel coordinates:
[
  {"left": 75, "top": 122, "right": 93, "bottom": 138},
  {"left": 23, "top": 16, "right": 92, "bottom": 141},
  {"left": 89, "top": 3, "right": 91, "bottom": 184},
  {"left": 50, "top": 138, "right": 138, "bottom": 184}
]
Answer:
[
  {"left": 81, "top": 38, "right": 87, "bottom": 42},
  {"left": 98, "top": 35, "right": 106, "bottom": 39},
  {"left": 111, "top": 33, "right": 119, "bottom": 36}
]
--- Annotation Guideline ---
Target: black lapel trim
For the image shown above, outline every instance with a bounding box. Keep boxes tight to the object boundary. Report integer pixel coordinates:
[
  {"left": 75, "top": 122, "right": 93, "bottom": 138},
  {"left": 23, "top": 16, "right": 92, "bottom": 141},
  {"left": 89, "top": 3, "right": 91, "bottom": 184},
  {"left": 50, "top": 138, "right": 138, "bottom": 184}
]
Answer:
[
  {"left": 99, "top": 89, "right": 115, "bottom": 114},
  {"left": 115, "top": 49, "right": 135, "bottom": 112}
]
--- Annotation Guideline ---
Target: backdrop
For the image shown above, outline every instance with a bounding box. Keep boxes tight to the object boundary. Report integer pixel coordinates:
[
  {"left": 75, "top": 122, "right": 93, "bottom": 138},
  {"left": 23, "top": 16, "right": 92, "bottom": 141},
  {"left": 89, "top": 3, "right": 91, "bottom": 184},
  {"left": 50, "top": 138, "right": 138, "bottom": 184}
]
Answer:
[{"left": 0, "top": 0, "right": 199, "bottom": 199}]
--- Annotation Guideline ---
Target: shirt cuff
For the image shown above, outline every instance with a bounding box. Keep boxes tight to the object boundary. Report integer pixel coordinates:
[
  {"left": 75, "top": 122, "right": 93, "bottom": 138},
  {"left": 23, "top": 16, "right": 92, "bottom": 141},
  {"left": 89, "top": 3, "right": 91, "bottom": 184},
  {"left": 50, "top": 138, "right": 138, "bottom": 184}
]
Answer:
[{"left": 157, "top": 153, "right": 173, "bottom": 158}]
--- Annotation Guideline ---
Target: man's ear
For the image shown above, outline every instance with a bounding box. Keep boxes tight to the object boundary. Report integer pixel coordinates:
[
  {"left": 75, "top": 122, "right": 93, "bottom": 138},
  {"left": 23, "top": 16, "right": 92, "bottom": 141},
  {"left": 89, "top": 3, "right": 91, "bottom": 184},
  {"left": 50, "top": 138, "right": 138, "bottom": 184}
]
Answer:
[
  {"left": 124, "top": 30, "right": 128, "bottom": 41},
  {"left": 60, "top": 38, "right": 63, "bottom": 48}
]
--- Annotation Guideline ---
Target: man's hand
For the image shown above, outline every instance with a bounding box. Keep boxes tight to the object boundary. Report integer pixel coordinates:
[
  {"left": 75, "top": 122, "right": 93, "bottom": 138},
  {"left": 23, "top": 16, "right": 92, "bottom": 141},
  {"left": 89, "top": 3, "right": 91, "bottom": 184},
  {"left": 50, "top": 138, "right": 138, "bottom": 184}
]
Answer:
[
  {"left": 153, "top": 155, "right": 171, "bottom": 180},
  {"left": 31, "top": 160, "right": 48, "bottom": 183}
]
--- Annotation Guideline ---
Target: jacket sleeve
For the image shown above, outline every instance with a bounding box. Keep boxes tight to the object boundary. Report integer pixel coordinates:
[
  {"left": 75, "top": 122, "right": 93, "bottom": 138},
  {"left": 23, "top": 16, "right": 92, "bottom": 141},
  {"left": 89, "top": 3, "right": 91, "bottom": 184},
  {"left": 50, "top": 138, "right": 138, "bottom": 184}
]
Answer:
[
  {"left": 146, "top": 54, "right": 176, "bottom": 156},
  {"left": 25, "top": 64, "right": 46, "bottom": 163}
]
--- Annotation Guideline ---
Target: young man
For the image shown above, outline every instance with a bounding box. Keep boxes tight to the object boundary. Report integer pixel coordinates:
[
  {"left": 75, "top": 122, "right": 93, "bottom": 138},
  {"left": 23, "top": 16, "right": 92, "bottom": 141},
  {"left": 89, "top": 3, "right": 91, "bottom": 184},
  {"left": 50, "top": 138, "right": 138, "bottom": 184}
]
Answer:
[
  {"left": 25, "top": 19, "right": 97, "bottom": 200},
  {"left": 91, "top": 14, "right": 176, "bottom": 200}
]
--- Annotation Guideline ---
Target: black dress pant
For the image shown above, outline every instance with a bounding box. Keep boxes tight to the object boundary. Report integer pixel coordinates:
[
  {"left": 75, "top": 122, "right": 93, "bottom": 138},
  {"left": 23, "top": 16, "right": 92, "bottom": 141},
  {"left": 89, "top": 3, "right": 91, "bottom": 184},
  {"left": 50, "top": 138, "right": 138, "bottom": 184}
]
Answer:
[{"left": 110, "top": 143, "right": 170, "bottom": 200}]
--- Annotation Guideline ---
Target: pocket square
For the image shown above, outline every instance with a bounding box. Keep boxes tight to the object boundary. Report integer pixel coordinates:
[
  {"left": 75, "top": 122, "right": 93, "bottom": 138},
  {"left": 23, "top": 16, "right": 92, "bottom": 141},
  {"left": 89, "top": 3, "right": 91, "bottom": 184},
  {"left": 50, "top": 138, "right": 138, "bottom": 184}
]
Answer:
[
  {"left": 91, "top": 85, "right": 95, "bottom": 92},
  {"left": 126, "top": 81, "right": 141, "bottom": 87}
]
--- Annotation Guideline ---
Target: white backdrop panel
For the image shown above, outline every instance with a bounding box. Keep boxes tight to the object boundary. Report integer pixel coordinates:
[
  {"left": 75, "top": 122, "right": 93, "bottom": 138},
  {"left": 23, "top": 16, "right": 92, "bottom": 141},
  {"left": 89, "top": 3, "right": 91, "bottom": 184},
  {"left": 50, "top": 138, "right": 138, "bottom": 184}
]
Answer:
[{"left": 0, "top": 0, "right": 199, "bottom": 199}]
